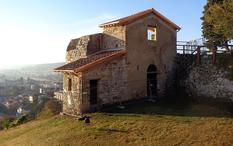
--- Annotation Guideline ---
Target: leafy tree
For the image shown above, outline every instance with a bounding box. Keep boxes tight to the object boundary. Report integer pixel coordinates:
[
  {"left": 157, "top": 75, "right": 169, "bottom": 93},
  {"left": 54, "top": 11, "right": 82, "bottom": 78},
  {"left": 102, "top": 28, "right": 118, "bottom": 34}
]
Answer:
[{"left": 201, "top": 0, "right": 233, "bottom": 50}]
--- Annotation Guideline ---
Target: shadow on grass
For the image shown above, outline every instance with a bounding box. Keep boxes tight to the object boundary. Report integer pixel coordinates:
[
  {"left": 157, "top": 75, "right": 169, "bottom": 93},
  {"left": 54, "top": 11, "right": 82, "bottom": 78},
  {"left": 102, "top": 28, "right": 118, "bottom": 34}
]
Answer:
[{"left": 101, "top": 93, "right": 233, "bottom": 118}]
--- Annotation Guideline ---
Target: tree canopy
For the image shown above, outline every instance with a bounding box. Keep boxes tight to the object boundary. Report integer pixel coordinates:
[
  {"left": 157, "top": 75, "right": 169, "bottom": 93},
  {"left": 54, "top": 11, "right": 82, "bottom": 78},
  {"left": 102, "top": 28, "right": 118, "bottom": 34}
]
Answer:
[{"left": 201, "top": 0, "right": 233, "bottom": 47}]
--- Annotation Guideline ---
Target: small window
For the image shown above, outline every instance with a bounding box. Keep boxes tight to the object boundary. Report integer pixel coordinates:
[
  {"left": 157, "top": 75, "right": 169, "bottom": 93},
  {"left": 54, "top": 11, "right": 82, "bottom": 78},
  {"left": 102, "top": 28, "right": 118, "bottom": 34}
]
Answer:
[
  {"left": 90, "top": 80, "right": 98, "bottom": 105},
  {"left": 68, "top": 78, "right": 72, "bottom": 91},
  {"left": 147, "top": 26, "right": 157, "bottom": 41}
]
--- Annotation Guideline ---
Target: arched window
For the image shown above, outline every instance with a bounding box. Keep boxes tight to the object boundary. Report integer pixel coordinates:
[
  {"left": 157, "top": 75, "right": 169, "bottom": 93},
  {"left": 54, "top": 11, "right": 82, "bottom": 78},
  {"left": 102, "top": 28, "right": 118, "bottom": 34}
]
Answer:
[{"left": 147, "top": 64, "right": 157, "bottom": 73}]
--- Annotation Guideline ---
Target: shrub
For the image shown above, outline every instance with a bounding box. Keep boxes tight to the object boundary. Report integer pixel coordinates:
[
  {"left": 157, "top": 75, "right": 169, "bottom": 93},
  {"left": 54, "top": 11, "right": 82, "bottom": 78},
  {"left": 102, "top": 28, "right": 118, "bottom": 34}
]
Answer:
[
  {"left": 1, "top": 119, "right": 11, "bottom": 130},
  {"left": 37, "top": 99, "right": 62, "bottom": 119},
  {"left": 10, "top": 114, "right": 33, "bottom": 127},
  {"left": 44, "top": 99, "right": 62, "bottom": 115}
]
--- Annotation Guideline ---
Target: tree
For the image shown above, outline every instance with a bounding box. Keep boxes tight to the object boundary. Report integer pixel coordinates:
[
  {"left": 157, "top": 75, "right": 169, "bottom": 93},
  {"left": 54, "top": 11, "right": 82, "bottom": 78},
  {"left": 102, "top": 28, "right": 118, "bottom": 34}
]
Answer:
[{"left": 201, "top": 0, "right": 233, "bottom": 50}]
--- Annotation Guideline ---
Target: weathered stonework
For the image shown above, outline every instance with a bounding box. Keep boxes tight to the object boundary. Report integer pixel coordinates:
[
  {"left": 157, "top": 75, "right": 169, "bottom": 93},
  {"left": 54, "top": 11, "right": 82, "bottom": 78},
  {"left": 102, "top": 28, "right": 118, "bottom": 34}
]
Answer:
[
  {"left": 185, "top": 58, "right": 233, "bottom": 101},
  {"left": 61, "top": 73, "right": 82, "bottom": 114},
  {"left": 66, "top": 31, "right": 125, "bottom": 63},
  {"left": 125, "top": 14, "right": 177, "bottom": 97},
  {"left": 55, "top": 9, "right": 179, "bottom": 115},
  {"left": 102, "top": 26, "right": 126, "bottom": 49},
  {"left": 66, "top": 34, "right": 102, "bottom": 63},
  {"left": 81, "top": 56, "right": 127, "bottom": 113}
]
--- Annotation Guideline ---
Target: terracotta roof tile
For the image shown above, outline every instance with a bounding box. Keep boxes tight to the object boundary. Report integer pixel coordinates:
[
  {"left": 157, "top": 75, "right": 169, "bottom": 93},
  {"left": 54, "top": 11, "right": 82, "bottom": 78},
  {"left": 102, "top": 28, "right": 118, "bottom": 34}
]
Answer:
[
  {"left": 99, "top": 8, "right": 181, "bottom": 30},
  {"left": 54, "top": 49, "right": 126, "bottom": 72}
]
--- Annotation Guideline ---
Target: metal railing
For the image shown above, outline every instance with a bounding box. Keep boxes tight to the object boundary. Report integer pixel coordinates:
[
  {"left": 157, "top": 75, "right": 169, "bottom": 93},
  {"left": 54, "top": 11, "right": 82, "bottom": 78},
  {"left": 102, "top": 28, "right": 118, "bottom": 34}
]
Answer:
[
  {"left": 177, "top": 39, "right": 233, "bottom": 55},
  {"left": 177, "top": 40, "right": 233, "bottom": 65}
]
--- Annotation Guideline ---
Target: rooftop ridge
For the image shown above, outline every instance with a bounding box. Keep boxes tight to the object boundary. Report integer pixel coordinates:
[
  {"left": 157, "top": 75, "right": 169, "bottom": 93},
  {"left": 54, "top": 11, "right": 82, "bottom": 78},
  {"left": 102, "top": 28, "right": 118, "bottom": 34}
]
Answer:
[{"left": 99, "top": 8, "right": 181, "bottom": 30}]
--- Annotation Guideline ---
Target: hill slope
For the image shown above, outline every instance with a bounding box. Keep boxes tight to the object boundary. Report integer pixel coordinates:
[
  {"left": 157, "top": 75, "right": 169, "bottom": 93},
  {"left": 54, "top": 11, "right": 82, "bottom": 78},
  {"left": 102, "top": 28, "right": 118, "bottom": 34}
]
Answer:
[{"left": 0, "top": 100, "right": 233, "bottom": 146}]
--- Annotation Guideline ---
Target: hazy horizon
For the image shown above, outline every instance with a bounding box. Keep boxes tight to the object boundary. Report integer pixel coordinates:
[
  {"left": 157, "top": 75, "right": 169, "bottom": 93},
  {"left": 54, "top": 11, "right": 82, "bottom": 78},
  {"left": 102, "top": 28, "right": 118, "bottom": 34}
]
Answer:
[
  {"left": 0, "top": 62, "right": 65, "bottom": 70},
  {"left": 0, "top": 0, "right": 206, "bottom": 68}
]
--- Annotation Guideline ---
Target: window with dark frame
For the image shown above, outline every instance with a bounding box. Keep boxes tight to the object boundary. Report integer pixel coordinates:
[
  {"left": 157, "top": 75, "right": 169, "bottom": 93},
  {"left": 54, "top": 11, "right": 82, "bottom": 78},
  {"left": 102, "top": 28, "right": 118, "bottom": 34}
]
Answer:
[
  {"left": 147, "top": 26, "right": 157, "bottom": 41},
  {"left": 68, "top": 78, "right": 72, "bottom": 91},
  {"left": 90, "top": 80, "right": 98, "bottom": 105}
]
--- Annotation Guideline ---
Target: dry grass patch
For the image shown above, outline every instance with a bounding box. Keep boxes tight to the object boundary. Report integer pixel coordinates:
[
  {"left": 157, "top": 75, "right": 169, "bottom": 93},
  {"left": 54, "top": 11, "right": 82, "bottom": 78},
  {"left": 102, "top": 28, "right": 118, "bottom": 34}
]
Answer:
[{"left": 0, "top": 99, "right": 232, "bottom": 146}]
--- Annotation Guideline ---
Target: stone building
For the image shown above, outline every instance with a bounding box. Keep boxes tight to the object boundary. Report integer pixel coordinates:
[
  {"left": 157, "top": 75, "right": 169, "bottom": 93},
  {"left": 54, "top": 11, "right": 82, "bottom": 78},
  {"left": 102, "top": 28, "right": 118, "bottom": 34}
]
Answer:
[{"left": 54, "top": 8, "right": 180, "bottom": 115}]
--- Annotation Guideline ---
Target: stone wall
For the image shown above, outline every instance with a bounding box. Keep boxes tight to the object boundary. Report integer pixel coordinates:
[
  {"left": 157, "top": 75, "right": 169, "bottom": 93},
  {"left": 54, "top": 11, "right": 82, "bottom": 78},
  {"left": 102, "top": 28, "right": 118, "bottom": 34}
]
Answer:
[
  {"left": 185, "top": 58, "right": 233, "bottom": 101},
  {"left": 125, "top": 13, "right": 177, "bottom": 98},
  {"left": 81, "top": 56, "right": 128, "bottom": 113},
  {"left": 102, "top": 26, "right": 126, "bottom": 49},
  {"left": 66, "top": 34, "right": 102, "bottom": 63},
  {"left": 62, "top": 73, "right": 82, "bottom": 115},
  {"left": 66, "top": 30, "right": 126, "bottom": 63}
]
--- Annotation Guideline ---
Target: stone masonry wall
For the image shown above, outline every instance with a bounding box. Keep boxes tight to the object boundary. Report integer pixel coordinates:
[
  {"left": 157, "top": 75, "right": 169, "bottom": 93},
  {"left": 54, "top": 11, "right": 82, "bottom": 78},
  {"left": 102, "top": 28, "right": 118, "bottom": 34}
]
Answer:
[
  {"left": 102, "top": 26, "right": 126, "bottom": 49},
  {"left": 125, "top": 14, "right": 177, "bottom": 98},
  {"left": 62, "top": 73, "right": 82, "bottom": 115},
  {"left": 66, "top": 28, "right": 126, "bottom": 63},
  {"left": 66, "top": 34, "right": 102, "bottom": 63},
  {"left": 80, "top": 56, "right": 128, "bottom": 113},
  {"left": 185, "top": 58, "right": 233, "bottom": 101}
]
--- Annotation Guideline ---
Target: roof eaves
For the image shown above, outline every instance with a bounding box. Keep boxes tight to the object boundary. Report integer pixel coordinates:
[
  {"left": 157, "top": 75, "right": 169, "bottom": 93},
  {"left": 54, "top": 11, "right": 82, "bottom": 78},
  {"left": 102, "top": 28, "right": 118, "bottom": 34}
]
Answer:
[
  {"left": 99, "top": 21, "right": 120, "bottom": 28},
  {"left": 74, "top": 50, "right": 127, "bottom": 73},
  {"left": 54, "top": 50, "right": 127, "bottom": 73},
  {"left": 53, "top": 69, "right": 75, "bottom": 73}
]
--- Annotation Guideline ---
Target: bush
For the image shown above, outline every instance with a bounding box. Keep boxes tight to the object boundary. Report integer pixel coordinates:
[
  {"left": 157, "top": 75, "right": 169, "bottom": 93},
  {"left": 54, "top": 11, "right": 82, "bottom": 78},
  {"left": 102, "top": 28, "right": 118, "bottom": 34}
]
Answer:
[
  {"left": 1, "top": 119, "right": 11, "bottom": 130},
  {"left": 37, "top": 99, "right": 62, "bottom": 119},
  {"left": 0, "top": 114, "right": 35, "bottom": 130},
  {"left": 44, "top": 99, "right": 62, "bottom": 115},
  {"left": 0, "top": 116, "right": 16, "bottom": 130},
  {"left": 0, "top": 99, "right": 62, "bottom": 130},
  {"left": 10, "top": 114, "right": 33, "bottom": 127}
]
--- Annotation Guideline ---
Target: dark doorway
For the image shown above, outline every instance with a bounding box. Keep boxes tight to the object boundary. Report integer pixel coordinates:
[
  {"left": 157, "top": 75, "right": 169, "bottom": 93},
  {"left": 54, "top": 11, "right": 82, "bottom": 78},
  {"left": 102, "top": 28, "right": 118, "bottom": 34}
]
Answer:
[
  {"left": 68, "top": 78, "right": 72, "bottom": 91},
  {"left": 90, "top": 80, "right": 98, "bottom": 105},
  {"left": 147, "top": 64, "right": 157, "bottom": 97}
]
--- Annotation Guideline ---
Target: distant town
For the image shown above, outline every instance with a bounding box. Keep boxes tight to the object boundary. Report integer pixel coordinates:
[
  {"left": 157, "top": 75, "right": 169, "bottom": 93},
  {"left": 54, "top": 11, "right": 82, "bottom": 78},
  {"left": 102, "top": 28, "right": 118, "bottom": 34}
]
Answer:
[{"left": 0, "top": 63, "right": 63, "bottom": 120}]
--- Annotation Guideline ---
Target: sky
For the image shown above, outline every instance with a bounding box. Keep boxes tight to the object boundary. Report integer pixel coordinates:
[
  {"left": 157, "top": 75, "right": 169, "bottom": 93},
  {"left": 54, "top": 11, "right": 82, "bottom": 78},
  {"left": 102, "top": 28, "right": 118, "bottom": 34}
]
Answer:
[{"left": 0, "top": 0, "right": 206, "bottom": 69}]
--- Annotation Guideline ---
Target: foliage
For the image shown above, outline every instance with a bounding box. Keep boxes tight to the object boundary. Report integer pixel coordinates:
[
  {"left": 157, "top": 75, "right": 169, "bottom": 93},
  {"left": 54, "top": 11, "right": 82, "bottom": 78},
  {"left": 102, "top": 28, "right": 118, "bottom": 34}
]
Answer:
[
  {"left": 0, "top": 114, "right": 33, "bottom": 130},
  {"left": 0, "top": 98, "right": 61, "bottom": 131},
  {"left": 1, "top": 119, "right": 12, "bottom": 130},
  {"left": 37, "top": 99, "right": 62, "bottom": 119},
  {"left": 10, "top": 114, "right": 33, "bottom": 128},
  {"left": 201, "top": 0, "right": 233, "bottom": 48},
  {"left": 44, "top": 99, "right": 62, "bottom": 115}
]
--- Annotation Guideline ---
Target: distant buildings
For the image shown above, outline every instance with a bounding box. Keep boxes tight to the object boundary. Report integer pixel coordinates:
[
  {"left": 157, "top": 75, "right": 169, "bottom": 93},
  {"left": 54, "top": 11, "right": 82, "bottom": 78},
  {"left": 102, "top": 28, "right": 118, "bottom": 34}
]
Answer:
[{"left": 0, "top": 76, "right": 63, "bottom": 118}]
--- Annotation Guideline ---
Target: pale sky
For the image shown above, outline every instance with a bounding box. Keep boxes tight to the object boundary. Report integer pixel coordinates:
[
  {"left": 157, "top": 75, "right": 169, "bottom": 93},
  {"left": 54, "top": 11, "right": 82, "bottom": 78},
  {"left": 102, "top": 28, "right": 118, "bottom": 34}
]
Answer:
[{"left": 0, "top": 0, "right": 206, "bottom": 69}]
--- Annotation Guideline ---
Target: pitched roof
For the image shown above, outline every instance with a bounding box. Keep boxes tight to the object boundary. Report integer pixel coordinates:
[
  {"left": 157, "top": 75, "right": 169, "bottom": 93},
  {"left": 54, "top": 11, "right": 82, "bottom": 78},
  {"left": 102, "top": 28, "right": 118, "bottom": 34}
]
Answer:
[
  {"left": 54, "top": 49, "right": 126, "bottom": 73},
  {"left": 99, "top": 8, "right": 181, "bottom": 30}
]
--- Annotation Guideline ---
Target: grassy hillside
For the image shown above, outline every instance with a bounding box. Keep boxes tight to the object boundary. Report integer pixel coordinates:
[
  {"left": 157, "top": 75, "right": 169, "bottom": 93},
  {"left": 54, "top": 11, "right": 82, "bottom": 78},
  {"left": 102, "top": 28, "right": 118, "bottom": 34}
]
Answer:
[{"left": 0, "top": 98, "right": 232, "bottom": 146}]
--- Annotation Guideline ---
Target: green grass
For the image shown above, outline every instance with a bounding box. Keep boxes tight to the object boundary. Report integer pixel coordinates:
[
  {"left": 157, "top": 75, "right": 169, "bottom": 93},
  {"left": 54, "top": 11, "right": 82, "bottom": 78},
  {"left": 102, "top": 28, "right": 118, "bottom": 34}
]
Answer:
[{"left": 0, "top": 97, "right": 233, "bottom": 146}]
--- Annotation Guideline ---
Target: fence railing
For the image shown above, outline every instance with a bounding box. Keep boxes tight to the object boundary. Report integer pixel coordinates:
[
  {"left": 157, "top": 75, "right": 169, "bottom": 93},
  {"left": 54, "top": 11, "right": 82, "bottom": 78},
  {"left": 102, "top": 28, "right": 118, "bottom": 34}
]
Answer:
[{"left": 177, "top": 41, "right": 233, "bottom": 65}]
